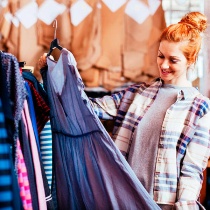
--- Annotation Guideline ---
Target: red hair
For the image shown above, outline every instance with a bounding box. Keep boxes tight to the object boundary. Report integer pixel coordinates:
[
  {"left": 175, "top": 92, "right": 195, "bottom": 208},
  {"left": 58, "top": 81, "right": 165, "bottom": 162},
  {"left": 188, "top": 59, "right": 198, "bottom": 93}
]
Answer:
[{"left": 159, "top": 12, "right": 207, "bottom": 64}]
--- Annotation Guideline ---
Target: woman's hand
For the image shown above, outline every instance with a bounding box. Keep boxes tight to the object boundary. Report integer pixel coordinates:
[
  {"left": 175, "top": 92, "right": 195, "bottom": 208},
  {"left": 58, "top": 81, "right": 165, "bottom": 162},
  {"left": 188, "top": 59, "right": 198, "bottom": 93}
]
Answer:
[{"left": 37, "top": 53, "right": 54, "bottom": 69}]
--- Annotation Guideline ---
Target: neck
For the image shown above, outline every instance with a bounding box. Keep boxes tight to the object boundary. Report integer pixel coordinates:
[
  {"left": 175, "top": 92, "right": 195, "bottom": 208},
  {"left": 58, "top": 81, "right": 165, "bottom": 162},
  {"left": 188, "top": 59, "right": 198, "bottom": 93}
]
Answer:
[{"left": 160, "top": 78, "right": 193, "bottom": 87}]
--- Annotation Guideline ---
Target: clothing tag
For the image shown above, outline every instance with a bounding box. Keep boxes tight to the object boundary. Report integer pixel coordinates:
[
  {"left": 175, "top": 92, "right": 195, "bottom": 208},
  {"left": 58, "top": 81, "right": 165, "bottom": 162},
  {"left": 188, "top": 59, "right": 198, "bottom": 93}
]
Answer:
[
  {"left": 125, "top": 0, "right": 150, "bottom": 24},
  {"left": 15, "top": 2, "right": 38, "bottom": 29},
  {"left": 4, "top": 12, "right": 13, "bottom": 23},
  {"left": 102, "top": 0, "right": 126, "bottom": 12},
  {"left": 12, "top": 16, "right": 19, "bottom": 27},
  {"left": 148, "top": 0, "right": 161, "bottom": 15},
  {"left": 38, "top": 0, "right": 66, "bottom": 25},
  {"left": 0, "top": 0, "right": 8, "bottom": 7},
  {"left": 5, "top": 12, "right": 19, "bottom": 27},
  {"left": 70, "top": 0, "right": 92, "bottom": 26}
]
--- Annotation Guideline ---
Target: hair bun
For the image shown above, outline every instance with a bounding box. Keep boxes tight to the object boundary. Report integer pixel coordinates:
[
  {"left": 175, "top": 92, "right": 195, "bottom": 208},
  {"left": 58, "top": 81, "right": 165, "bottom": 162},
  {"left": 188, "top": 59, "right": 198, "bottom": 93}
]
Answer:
[{"left": 179, "top": 11, "right": 207, "bottom": 33}]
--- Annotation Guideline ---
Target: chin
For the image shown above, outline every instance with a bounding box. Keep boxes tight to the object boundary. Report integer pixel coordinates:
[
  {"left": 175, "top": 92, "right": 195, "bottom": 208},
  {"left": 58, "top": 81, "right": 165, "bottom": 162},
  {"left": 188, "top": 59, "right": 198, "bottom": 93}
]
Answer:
[
  {"left": 160, "top": 75, "right": 168, "bottom": 81},
  {"left": 160, "top": 76, "right": 172, "bottom": 84}
]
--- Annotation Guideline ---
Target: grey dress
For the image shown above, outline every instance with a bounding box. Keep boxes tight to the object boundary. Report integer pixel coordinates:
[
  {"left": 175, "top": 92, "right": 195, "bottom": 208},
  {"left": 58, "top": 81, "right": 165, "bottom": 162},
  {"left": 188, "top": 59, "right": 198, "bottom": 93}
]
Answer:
[{"left": 44, "top": 48, "right": 160, "bottom": 210}]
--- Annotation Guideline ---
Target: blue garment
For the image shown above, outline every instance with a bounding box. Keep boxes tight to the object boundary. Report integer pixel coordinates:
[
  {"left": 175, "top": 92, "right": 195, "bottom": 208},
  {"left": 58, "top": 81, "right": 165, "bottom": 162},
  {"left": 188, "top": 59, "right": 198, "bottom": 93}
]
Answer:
[
  {"left": 22, "top": 71, "right": 48, "bottom": 103},
  {"left": 0, "top": 98, "right": 13, "bottom": 210},
  {"left": 39, "top": 120, "right": 53, "bottom": 189},
  {"left": 24, "top": 82, "right": 41, "bottom": 154},
  {"left": 0, "top": 51, "right": 24, "bottom": 210},
  {"left": 23, "top": 82, "right": 55, "bottom": 210},
  {"left": 206, "top": 168, "right": 210, "bottom": 209},
  {"left": 44, "top": 48, "right": 160, "bottom": 210}
]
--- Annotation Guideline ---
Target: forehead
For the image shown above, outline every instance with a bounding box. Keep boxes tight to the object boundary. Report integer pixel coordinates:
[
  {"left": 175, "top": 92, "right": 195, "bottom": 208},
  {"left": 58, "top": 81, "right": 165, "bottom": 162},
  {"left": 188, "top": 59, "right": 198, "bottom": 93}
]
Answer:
[{"left": 159, "top": 40, "right": 186, "bottom": 57}]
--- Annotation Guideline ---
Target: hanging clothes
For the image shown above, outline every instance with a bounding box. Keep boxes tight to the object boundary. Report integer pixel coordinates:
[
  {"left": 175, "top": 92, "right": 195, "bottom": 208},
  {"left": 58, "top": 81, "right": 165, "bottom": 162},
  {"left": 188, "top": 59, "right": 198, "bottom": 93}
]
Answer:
[
  {"left": 41, "top": 48, "right": 160, "bottom": 210},
  {"left": 206, "top": 167, "right": 210, "bottom": 208},
  {"left": 16, "top": 138, "right": 33, "bottom": 210},
  {"left": 22, "top": 71, "right": 54, "bottom": 210},
  {"left": 39, "top": 120, "right": 53, "bottom": 189},
  {"left": 0, "top": 51, "right": 27, "bottom": 140},
  {"left": 0, "top": 51, "right": 54, "bottom": 210},
  {"left": 0, "top": 51, "right": 28, "bottom": 210},
  {"left": 0, "top": 98, "right": 13, "bottom": 210},
  {"left": 21, "top": 100, "right": 47, "bottom": 210},
  {"left": 22, "top": 71, "right": 50, "bottom": 134},
  {"left": 19, "top": 84, "right": 54, "bottom": 210}
]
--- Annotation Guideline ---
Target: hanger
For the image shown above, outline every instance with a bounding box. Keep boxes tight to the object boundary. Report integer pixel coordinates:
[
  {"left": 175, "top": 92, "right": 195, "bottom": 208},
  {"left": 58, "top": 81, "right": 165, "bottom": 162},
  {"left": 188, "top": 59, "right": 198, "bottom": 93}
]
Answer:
[
  {"left": 19, "top": 61, "right": 26, "bottom": 67},
  {"left": 47, "top": 19, "right": 63, "bottom": 56}
]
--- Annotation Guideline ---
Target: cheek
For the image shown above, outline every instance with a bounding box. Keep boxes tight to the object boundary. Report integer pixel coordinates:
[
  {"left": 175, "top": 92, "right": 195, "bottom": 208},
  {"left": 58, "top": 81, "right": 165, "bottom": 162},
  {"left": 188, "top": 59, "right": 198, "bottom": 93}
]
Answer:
[{"left": 156, "top": 58, "right": 161, "bottom": 66}]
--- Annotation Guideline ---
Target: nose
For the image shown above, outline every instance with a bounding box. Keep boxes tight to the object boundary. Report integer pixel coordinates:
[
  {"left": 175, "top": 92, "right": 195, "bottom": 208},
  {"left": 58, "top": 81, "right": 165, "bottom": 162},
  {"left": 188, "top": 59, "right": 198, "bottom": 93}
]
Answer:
[{"left": 161, "top": 60, "right": 169, "bottom": 69}]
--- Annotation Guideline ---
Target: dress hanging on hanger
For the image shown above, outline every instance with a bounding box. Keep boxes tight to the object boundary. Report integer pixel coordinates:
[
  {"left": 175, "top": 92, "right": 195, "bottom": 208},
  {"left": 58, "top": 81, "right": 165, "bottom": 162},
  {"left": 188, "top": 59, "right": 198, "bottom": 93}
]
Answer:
[{"left": 41, "top": 48, "right": 161, "bottom": 210}]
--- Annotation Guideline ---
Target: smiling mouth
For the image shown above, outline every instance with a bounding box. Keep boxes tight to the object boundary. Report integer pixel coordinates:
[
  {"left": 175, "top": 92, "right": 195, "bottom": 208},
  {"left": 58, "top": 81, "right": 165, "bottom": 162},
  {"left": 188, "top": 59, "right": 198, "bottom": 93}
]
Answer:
[{"left": 161, "top": 69, "right": 172, "bottom": 74}]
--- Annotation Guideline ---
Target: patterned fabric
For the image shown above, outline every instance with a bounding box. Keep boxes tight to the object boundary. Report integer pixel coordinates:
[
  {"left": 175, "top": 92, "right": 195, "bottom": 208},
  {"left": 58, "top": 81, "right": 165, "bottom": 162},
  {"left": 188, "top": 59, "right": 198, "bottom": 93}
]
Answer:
[
  {"left": 0, "top": 98, "right": 13, "bottom": 209},
  {"left": 90, "top": 78, "right": 210, "bottom": 208},
  {"left": 17, "top": 139, "right": 33, "bottom": 210},
  {"left": 0, "top": 51, "right": 27, "bottom": 139},
  {"left": 22, "top": 71, "right": 48, "bottom": 103},
  {"left": 39, "top": 120, "right": 53, "bottom": 189},
  {"left": 25, "top": 80, "right": 50, "bottom": 134}
]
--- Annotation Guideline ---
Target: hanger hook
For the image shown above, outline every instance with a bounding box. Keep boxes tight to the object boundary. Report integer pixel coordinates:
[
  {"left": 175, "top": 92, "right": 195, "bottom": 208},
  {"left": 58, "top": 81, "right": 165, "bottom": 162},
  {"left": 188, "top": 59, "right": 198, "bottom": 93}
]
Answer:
[{"left": 53, "top": 19, "right": 57, "bottom": 39}]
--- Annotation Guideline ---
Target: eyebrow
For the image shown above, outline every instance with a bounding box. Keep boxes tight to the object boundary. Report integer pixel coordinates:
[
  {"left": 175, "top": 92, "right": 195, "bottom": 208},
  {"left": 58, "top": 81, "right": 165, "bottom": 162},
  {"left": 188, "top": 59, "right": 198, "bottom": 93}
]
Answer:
[{"left": 158, "top": 50, "right": 181, "bottom": 59}]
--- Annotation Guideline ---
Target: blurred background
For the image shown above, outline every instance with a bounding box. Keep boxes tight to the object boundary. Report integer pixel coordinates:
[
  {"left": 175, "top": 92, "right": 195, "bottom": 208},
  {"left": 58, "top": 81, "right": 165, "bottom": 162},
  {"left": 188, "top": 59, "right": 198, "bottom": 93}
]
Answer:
[{"left": 0, "top": 0, "right": 210, "bottom": 95}]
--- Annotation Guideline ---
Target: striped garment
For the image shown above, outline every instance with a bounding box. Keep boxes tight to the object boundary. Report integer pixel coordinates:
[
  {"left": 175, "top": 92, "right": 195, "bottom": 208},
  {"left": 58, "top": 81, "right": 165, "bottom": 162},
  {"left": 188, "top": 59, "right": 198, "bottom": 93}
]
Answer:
[
  {"left": 90, "top": 78, "right": 210, "bottom": 209},
  {"left": 0, "top": 99, "right": 13, "bottom": 209},
  {"left": 39, "top": 120, "right": 53, "bottom": 189}
]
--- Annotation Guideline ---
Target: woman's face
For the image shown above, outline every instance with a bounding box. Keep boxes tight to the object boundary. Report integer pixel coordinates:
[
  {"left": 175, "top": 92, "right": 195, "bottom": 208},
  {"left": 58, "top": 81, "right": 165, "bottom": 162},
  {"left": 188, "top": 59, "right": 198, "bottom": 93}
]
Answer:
[{"left": 157, "top": 40, "right": 190, "bottom": 86}]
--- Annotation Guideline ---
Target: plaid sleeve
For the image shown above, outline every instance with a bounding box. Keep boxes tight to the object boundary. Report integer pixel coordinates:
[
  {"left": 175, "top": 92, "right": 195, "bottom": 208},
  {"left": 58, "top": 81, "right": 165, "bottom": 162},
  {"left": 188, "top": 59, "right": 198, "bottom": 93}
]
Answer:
[
  {"left": 89, "top": 90, "right": 125, "bottom": 120},
  {"left": 176, "top": 105, "right": 210, "bottom": 209}
]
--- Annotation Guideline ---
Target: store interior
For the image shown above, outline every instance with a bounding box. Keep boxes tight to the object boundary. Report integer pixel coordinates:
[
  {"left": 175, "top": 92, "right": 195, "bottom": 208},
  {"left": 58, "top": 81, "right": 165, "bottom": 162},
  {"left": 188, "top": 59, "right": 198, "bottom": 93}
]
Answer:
[
  {"left": 0, "top": 0, "right": 210, "bottom": 92},
  {"left": 0, "top": 0, "right": 210, "bottom": 208}
]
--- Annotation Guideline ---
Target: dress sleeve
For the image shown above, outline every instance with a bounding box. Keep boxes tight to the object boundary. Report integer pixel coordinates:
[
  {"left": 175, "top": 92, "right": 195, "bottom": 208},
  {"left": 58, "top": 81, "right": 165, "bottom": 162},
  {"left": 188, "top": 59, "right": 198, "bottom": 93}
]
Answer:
[
  {"left": 175, "top": 110, "right": 210, "bottom": 210},
  {"left": 89, "top": 90, "right": 125, "bottom": 120}
]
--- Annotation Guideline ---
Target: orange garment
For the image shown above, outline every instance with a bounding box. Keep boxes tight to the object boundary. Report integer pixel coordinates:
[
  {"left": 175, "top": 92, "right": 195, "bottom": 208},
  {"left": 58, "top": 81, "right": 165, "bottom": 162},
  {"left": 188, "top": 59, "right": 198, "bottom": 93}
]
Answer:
[
  {"left": 123, "top": 0, "right": 166, "bottom": 80},
  {"left": 0, "top": 0, "right": 45, "bottom": 69},
  {"left": 36, "top": 0, "right": 72, "bottom": 61},
  {"left": 70, "top": 0, "right": 101, "bottom": 71},
  {"left": 0, "top": 1, "right": 166, "bottom": 90}
]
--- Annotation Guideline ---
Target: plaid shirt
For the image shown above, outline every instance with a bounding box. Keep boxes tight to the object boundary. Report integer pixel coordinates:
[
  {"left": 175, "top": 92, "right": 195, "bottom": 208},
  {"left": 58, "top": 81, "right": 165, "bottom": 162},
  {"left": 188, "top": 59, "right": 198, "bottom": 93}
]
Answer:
[{"left": 90, "top": 78, "right": 210, "bottom": 209}]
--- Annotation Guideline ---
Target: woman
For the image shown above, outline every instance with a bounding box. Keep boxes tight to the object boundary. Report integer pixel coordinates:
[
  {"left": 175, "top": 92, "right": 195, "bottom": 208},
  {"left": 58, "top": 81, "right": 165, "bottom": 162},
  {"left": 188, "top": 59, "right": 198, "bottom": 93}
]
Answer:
[
  {"left": 38, "top": 11, "right": 210, "bottom": 210},
  {"left": 89, "top": 11, "right": 210, "bottom": 209}
]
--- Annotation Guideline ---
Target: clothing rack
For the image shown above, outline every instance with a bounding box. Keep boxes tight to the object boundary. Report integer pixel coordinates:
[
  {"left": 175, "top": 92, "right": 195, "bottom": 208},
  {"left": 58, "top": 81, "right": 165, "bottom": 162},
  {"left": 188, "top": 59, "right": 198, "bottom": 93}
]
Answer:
[{"left": 0, "top": 51, "right": 53, "bottom": 210}]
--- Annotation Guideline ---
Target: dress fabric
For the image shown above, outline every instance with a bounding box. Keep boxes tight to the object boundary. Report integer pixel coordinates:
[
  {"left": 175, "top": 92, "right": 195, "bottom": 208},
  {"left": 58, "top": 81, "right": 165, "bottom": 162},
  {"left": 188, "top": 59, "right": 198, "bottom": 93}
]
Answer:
[{"left": 45, "top": 48, "right": 160, "bottom": 210}]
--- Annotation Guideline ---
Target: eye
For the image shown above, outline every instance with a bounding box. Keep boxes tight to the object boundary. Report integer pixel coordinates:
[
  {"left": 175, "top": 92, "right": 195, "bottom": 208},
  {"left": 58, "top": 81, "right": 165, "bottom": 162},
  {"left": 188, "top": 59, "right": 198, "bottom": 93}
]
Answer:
[
  {"left": 170, "top": 59, "right": 179, "bottom": 64},
  {"left": 157, "top": 55, "right": 164, "bottom": 59}
]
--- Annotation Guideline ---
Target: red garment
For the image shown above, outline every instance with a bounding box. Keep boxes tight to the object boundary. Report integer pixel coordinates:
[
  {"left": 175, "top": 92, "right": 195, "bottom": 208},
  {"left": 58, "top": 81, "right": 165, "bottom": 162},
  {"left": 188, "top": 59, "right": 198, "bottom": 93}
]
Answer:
[{"left": 25, "top": 80, "right": 50, "bottom": 134}]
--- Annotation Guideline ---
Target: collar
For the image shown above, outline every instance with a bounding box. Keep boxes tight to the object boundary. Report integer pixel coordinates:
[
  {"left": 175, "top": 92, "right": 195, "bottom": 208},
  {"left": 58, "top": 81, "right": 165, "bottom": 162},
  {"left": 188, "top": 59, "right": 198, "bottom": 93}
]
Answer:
[{"left": 155, "top": 77, "right": 200, "bottom": 100}]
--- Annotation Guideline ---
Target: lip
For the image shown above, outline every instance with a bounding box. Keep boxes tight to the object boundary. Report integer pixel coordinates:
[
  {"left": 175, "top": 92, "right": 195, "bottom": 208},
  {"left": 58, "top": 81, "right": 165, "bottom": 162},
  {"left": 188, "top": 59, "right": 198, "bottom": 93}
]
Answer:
[{"left": 161, "top": 69, "right": 171, "bottom": 75}]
